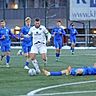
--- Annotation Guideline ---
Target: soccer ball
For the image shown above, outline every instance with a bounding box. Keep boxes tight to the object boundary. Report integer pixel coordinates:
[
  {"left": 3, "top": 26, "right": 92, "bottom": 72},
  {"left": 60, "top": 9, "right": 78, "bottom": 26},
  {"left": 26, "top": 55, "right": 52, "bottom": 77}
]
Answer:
[{"left": 28, "top": 68, "right": 37, "bottom": 76}]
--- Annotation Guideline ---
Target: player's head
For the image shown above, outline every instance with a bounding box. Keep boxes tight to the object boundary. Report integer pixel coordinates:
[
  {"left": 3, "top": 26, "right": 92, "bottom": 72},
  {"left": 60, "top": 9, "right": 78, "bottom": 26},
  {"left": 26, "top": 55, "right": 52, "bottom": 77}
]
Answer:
[
  {"left": 93, "top": 63, "right": 96, "bottom": 67},
  {"left": 0, "top": 20, "right": 6, "bottom": 28},
  {"left": 25, "top": 17, "right": 31, "bottom": 26},
  {"left": 71, "top": 23, "right": 75, "bottom": 28},
  {"left": 34, "top": 18, "right": 40, "bottom": 28},
  {"left": 56, "top": 20, "right": 62, "bottom": 26}
]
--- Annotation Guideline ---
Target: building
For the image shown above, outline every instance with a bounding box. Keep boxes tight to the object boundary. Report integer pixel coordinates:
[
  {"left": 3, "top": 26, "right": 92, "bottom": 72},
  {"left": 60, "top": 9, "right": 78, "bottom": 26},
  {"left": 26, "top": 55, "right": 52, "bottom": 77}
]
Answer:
[{"left": 0, "top": 0, "right": 67, "bottom": 28}]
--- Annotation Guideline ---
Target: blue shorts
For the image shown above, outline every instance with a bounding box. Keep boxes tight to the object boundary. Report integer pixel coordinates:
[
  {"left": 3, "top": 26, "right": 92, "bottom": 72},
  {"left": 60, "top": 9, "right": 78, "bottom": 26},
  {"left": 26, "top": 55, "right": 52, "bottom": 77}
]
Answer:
[
  {"left": 70, "top": 37, "right": 76, "bottom": 44},
  {"left": 1, "top": 44, "right": 11, "bottom": 52},
  {"left": 54, "top": 40, "right": 62, "bottom": 49},
  {"left": 22, "top": 45, "right": 32, "bottom": 53}
]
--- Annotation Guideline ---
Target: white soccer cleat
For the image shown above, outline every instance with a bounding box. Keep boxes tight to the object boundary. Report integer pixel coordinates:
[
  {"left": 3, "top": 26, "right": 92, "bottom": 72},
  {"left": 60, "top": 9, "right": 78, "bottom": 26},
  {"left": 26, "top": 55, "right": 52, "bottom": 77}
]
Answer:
[
  {"left": 36, "top": 68, "right": 41, "bottom": 74},
  {"left": 24, "top": 66, "right": 30, "bottom": 70},
  {"left": 6, "top": 64, "right": 10, "bottom": 68},
  {"left": 17, "top": 50, "right": 22, "bottom": 56}
]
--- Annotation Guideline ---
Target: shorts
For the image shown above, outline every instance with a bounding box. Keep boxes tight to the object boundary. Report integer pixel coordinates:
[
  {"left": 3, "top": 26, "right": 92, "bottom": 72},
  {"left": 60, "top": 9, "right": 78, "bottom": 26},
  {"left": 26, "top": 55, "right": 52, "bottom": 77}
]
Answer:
[
  {"left": 54, "top": 40, "right": 62, "bottom": 49},
  {"left": 30, "top": 43, "right": 47, "bottom": 54},
  {"left": 1, "top": 44, "right": 11, "bottom": 52},
  {"left": 22, "top": 45, "right": 32, "bottom": 53}
]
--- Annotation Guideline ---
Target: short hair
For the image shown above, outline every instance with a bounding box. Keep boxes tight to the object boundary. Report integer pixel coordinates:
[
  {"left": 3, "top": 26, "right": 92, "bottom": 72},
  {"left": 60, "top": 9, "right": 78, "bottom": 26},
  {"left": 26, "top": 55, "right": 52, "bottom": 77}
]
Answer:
[
  {"left": 35, "top": 18, "right": 40, "bottom": 22},
  {"left": 25, "top": 17, "right": 31, "bottom": 21},
  {"left": 0, "top": 20, "right": 5, "bottom": 22},
  {"left": 57, "top": 19, "right": 62, "bottom": 23}
]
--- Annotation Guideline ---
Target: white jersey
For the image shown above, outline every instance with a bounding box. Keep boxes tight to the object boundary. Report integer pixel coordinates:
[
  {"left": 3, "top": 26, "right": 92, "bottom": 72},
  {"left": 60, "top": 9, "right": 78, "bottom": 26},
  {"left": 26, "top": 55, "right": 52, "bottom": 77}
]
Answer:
[{"left": 28, "top": 25, "right": 49, "bottom": 45}]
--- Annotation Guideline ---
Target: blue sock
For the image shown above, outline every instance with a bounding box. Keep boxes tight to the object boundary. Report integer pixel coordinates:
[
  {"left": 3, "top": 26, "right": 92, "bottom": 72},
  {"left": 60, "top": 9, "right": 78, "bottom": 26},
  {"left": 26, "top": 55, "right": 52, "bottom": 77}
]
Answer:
[
  {"left": 25, "top": 61, "right": 29, "bottom": 66},
  {"left": 56, "top": 53, "right": 59, "bottom": 58},
  {"left": 6, "top": 55, "right": 10, "bottom": 64},
  {"left": 72, "top": 48, "right": 74, "bottom": 52},
  {"left": 50, "top": 71, "right": 62, "bottom": 76}
]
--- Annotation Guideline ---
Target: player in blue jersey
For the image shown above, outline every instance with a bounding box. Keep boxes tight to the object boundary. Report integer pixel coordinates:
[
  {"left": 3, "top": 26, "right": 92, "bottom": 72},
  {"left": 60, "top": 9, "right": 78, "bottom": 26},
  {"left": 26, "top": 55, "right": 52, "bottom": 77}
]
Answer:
[
  {"left": 42, "top": 64, "right": 96, "bottom": 76},
  {"left": 68, "top": 23, "right": 78, "bottom": 55},
  {"left": 51, "top": 20, "right": 66, "bottom": 61},
  {"left": 0, "top": 20, "right": 18, "bottom": 67},
  {"left": 17, "top": 17, "right": 33, "bottom": 70}
]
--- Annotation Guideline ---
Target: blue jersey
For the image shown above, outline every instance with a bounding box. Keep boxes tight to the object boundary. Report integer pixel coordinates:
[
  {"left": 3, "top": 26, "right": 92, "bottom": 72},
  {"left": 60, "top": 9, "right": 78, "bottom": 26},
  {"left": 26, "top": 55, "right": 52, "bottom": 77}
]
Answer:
[
  {"left": 68, "top": 25, "right": 78, "bottom": 38},
  {"left": 70, "top": 67, "right": 96, "bottom": 76},
  {"left": 21, "top": 26, "right": 32, "bottom": 46},
  {"left": 51, "top": 27, "right": 66, "bottom": 41},
  {"left": 51, "top": 27, "right": 66, "bottom": 49},
  {"left": 0, "top": 27, "right": 14, "bottom": 45}
]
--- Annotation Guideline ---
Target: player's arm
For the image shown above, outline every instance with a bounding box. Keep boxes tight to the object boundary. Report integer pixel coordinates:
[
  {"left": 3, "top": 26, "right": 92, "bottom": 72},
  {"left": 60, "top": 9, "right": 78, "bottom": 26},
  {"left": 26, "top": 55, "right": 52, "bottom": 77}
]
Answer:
[
  {"left": 21, "top": 27, "right": 32, "bottom": 38},
  {"left": 44, "top": 27, "right": 51, "bottom": 42},
  {"left": 9, "top": 29, "right": 19, "bottom": 39},
  {"left": 61, "top": 29, "right": 66, "bottom": 36}
]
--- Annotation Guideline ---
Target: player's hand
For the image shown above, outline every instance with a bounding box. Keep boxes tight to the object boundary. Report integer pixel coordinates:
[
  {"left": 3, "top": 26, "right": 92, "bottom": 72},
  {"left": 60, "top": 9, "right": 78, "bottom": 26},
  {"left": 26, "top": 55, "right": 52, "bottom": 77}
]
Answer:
[
  {"left": 20, "top": 33, "right": 24, "bottom": 37},
  {"left": 1, "top": 35, "right": 5, "bottom": 39},
  {"left": 59, "top": 32, "right": 62, "bottom": 34}
]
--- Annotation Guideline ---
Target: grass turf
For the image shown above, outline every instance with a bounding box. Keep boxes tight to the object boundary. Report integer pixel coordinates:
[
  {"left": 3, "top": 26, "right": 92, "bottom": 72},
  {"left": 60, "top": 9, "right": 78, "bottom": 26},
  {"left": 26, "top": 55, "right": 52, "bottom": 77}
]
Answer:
[{"left": 0, "top": 49, "right": 96, "bottom": 96}]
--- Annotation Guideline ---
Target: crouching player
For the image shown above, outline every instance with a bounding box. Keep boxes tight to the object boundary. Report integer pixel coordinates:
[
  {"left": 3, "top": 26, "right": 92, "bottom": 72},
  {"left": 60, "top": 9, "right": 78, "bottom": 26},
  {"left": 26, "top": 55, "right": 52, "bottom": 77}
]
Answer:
[{"left": 42, "top": 64, "right": 96, "bottom": 76}]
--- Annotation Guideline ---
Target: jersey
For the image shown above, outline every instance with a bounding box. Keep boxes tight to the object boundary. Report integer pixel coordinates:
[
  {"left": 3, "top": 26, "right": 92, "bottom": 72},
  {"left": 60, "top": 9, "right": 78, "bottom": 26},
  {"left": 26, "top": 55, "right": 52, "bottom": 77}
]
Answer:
[
  {"left": 70, "top": 67, "right": 96, "bottom": 76},
  {"left": 0, "top": 27, "right": 12, "bottom": 45},
  {"left": 68, "top": 25, "right": 78, "bottom": 43},
  {"left": 21, "top": 25, "right": 32, "bottom": 46},
  {"left": 28, "top": 25, "right": 49, "bottom": 45},
  {"left": 51, "top": 27, "right": 66, "bottom": 49},
  {"left": 0, "top": 27, "right": 15, "bottom": 52}
]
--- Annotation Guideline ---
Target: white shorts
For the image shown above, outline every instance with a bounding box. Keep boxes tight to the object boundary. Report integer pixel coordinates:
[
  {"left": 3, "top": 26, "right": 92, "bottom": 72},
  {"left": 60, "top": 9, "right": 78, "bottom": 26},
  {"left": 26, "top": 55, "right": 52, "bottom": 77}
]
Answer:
[{"left": 30, "top": 43, "right": 47, "bottom": 54}]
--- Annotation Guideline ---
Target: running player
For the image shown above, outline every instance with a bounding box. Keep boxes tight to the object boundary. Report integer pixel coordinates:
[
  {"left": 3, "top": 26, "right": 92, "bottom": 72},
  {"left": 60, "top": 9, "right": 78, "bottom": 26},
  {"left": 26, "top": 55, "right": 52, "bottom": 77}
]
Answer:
[
  {"left": 51, "top": 20, "right": 66, "bottom": 61},
  {"left": 0, "top": 20, "right": 18, "bottom": 67},
  {"left": 21, "top": 18, "right": 51, "bottom": 73},
  {"left": 17, "top": 17, "right": 32, "bottom": 69},
  {"left": 42, "top": 64, "right": 96, "bottom": 76},
  {"left": 68, "top": 23, "right": 78, "bottom": 55}
]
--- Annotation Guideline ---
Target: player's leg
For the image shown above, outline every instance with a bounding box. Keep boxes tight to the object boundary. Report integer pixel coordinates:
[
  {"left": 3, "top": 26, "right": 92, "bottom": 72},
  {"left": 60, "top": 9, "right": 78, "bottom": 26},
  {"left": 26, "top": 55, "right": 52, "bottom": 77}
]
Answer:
[
  {"left": 5, "top": 45, "right": 11, "bottom": 67},
  {"left": 42, "top": 69, "right": 63, "bottom": 76},
  {"left": 0, "top": 45, "right": 6, "bottom": 61},
  {"left": 23, "top": 46, "right": 30, "bottom": 69},
  {"left": 30, "top": 45, "right": 41, "bottom": 74},
  {"left": 40, "top": 44, "right": 47, "bottom": 66},
  {"left": 54, "top": 41, "right": 60, "bottom": 61}
]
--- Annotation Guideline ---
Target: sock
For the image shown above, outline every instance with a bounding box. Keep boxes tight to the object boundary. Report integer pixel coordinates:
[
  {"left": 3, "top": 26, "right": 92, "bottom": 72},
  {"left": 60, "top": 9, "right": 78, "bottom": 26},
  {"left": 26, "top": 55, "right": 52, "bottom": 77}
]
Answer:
[
  {"left": 25, "top": 61, "right": 29, "bottom": 66},
  {"left": 6, "top": 55, "right": 10, "bottom": 64},
  {"left": 56, "top": 53, "right": 59, "bottom": 58},
  {"left": 32, "top": 59, "right": 39, "bottom": 70},
  {"left": 72, "top": 48, "right": 74, "bottom": 52},
  {"left": 50, "top": 71, "right": 62, "bottom": 76}
]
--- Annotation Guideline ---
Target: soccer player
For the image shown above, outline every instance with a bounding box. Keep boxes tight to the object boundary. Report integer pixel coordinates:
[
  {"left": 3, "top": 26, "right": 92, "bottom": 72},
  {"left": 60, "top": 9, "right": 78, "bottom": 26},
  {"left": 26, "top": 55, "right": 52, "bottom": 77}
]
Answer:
[
  {"left": 17, "top": 17, "right": 32, "bottom": 70},
  {"left": 51, "top": 20, "right": 66, "bottom": 61},
  {"left": 68, "top": 23, "right": 78, "bottom": 55},
  {"left": 42, "top": 64, "right": 96, "bottom": 76},
  {"left": 0, "top": 20, "right": 18, "bottom": 67},
  {"left": 22, "top": 18, "right": 51, "bottom": 73}
]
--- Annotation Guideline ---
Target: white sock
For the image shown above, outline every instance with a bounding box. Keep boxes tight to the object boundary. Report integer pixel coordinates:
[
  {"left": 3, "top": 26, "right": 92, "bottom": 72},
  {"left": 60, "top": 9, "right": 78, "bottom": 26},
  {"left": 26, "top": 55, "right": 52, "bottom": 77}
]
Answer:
[{"left": 32, "top": 59, "right": 39, "bottom": 70}]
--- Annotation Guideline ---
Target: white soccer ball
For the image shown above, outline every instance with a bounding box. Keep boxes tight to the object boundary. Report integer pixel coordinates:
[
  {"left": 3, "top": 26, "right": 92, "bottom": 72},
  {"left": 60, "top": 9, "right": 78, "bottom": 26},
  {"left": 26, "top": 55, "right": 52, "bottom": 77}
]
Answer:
[{"left": 28, "top": 68, "right": 36, "bottom": 76}]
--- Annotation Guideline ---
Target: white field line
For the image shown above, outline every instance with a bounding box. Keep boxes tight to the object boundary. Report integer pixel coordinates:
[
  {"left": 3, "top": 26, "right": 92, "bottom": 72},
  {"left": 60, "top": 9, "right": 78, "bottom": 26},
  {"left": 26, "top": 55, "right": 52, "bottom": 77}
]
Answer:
[
  {"left": 34, "top": 90, "right": 96, "bottom": 96},
  {"left": 27, "top": 80, "right": 96, "bottom": 96}
]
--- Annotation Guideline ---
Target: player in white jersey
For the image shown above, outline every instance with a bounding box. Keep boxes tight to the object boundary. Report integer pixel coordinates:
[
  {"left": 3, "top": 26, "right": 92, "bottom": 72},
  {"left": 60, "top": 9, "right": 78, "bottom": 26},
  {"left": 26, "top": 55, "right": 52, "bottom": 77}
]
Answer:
[{"left": 22, "top": 18, "right": 51, "bottom": 73}]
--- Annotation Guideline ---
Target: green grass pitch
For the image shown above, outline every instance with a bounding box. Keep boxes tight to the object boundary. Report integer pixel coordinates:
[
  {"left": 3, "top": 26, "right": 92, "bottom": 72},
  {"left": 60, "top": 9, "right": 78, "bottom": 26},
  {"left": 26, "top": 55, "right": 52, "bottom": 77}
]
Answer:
[{"left": 0, "top": 49, "right": 96, "bottom": 96}]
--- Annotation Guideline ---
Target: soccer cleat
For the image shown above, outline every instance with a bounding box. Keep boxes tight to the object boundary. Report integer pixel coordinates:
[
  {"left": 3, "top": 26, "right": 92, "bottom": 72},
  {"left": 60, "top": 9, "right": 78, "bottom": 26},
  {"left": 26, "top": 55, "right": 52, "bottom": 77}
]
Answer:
[
  {"left": 17, "top": 50, "right": 22, "bottom": 56},
  {"left": 42, "top": 69, "right": 50, "bottom": 76},
  {"left": 24, "top": 66, "right": 30, "bottom": 70},
  {"left": 36, "top": 68, "right": 41, "bottom": 74},
  {"left": 6, "top": 64, "right": 10, "bottom": 68}
]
